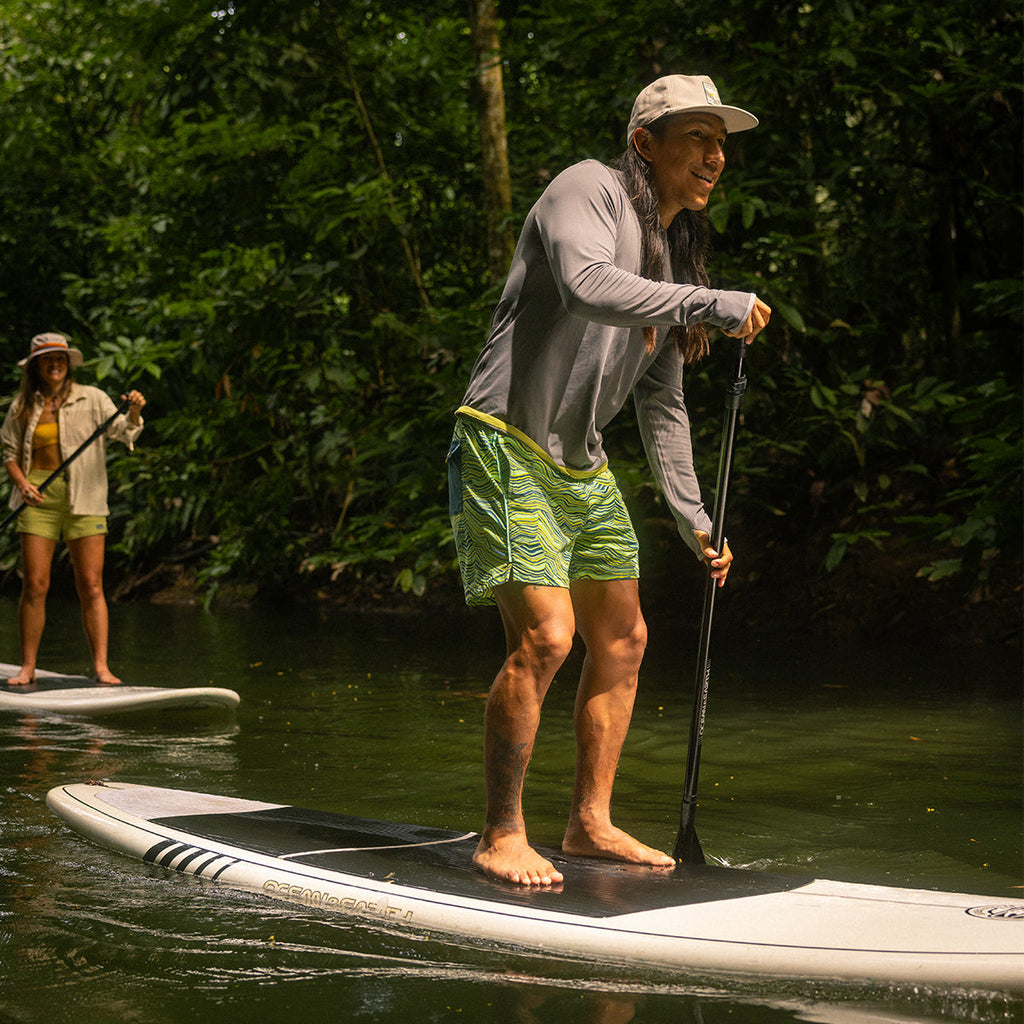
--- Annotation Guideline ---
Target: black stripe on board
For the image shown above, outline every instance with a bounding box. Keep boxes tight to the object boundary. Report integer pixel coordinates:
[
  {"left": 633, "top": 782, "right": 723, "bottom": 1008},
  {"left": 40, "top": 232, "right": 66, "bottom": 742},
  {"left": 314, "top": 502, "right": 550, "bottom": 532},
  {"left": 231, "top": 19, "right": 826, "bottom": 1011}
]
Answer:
[
  {"left": 175, "top": 848, "right": 209, "bottom": 873},
  {"left": 2, "top": 675, "right": 103, "bottom": 693},
  {"left": 191, "top": 854, "right": 225, "bottom": 877},
  {"left": 143, "top": 839, "right": 180, "bottom": 864},
  {"left": 156, "top": 843, "right": 191, "bottom": 868},
  {"left": 141, "top": 839, "right": 238, "bottom": 881},
  {"left": 153, "top": 805, "right": 812, "bottom": 919},
  {"left": 210, "top": 859, "right": 237, "bottom": 881}
]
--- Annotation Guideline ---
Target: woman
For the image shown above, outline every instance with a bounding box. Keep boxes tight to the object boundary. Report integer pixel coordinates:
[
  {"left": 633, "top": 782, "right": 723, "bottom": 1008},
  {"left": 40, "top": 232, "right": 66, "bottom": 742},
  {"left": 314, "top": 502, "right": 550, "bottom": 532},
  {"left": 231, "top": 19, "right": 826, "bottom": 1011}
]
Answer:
[{"left": 1, "top": 332, "right": 146, "bottom": 686}]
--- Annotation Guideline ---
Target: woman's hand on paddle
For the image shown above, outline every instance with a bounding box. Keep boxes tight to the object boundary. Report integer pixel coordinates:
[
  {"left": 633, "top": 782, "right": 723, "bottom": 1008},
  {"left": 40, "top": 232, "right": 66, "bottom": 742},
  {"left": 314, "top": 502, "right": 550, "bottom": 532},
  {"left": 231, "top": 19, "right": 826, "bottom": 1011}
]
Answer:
[
  {"left": 694, "top": 530, "right": 733, "bottom": 587},
  {"left": 723, "top": 297, "right": 771, "bottom": 344},
  {"left": 122, "top": 390, "right": 147, "bottom": 426},
  {"left": 18, "top": 480, "right": 42, "bottom": 506}
]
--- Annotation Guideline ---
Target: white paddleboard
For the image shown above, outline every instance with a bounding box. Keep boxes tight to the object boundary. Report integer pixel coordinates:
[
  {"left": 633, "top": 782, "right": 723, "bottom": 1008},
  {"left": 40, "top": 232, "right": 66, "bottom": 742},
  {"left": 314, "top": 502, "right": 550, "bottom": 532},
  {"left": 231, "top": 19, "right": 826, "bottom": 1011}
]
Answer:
[
  {"left": 0, "top": 664, "right": 239, "bottom": 716},
  {"left": 46, "top": 781, "right": 1024, "bottom": 993}
]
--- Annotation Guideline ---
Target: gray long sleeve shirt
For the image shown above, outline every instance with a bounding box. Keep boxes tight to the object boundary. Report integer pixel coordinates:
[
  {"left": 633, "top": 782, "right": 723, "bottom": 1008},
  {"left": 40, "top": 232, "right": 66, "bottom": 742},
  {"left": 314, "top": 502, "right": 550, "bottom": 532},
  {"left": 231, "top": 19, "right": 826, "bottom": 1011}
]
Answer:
[{"left": 458, "top": 159, "right": 756, "bottom": 557}]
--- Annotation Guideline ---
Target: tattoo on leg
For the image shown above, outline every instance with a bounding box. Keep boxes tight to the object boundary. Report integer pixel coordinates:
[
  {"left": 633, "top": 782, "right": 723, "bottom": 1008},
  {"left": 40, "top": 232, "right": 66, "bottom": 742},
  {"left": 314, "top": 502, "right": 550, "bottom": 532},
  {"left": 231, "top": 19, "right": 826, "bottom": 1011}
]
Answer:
[{"left": 487, "top": 733, "right": 529, "bottom": 831}]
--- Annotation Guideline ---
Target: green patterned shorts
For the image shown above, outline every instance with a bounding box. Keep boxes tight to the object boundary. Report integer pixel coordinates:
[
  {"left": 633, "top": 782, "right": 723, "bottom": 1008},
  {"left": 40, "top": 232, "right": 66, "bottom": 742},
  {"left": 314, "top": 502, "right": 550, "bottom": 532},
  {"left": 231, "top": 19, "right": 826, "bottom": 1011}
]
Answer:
[{"left": 447, "top": 415, "right": 639, "bottom": 606}]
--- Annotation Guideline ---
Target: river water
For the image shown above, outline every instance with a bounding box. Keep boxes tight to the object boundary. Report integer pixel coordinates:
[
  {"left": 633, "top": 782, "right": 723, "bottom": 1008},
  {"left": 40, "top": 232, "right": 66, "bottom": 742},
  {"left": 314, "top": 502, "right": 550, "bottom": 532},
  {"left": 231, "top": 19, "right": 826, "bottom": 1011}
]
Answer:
[{"left": 0, "top": 595, "right": 1020, "bottom": 1023}]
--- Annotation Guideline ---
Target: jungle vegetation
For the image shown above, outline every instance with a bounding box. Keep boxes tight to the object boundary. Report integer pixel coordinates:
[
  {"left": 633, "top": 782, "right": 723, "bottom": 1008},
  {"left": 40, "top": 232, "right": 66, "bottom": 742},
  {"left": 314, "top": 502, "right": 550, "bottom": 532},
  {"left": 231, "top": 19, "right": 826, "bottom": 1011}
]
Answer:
[{"left": 0, "top": 0, "right": 1020, "bottom": 629}]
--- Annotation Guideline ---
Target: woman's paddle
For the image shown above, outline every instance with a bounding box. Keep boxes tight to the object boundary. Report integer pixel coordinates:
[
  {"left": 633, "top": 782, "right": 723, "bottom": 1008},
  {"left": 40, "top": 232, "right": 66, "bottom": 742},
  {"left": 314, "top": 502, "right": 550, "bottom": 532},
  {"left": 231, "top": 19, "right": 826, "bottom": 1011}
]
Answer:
[
  {"left": 0, "top": 395, "right": 132, "bottom": 532},
  {"left": 674, "top": 336, "right": 749, "bottom": 864}
]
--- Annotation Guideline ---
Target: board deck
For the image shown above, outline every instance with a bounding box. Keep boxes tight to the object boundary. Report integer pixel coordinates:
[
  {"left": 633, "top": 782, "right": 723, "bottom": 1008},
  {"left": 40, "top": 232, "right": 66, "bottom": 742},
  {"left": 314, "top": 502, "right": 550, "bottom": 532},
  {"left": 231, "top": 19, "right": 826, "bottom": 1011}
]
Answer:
[
  {"left": 0, "top": 664, "right": 239, "bottom": 716},
  {"left": 46, "top": 781, "right": 1024, "bottom": 993}
]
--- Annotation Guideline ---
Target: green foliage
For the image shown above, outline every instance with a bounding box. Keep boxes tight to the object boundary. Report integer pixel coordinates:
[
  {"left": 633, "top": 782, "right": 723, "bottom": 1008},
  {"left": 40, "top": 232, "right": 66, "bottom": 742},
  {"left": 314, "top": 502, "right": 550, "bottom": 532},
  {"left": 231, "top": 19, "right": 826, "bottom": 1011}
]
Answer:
[
  {"left": 740, "top": 349, "right": 1021, "bottom": 583},
  {"left": 0, "top": 0, "right": 1019, "bottom": 605}
]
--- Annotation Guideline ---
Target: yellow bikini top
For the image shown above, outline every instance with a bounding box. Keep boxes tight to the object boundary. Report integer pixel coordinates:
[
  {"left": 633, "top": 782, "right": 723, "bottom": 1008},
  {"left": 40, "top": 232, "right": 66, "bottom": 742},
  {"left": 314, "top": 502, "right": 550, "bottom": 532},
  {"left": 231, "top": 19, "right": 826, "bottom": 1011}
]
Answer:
[{"left": 32, "top": 421, "right": 59, "bottom": 449}]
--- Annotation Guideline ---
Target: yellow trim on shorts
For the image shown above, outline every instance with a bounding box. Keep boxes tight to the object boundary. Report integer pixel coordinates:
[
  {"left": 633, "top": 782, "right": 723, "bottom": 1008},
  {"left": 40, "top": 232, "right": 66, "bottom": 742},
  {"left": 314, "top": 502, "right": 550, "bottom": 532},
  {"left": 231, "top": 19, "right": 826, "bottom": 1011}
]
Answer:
[{"left": 455, "top": 406, "right": 608, "bottom": 480}]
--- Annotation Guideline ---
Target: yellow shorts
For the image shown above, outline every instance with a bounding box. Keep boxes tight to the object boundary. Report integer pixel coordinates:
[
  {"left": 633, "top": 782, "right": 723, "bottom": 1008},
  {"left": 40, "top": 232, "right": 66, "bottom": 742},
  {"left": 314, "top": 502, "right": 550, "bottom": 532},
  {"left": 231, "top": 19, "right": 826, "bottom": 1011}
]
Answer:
[
  {"left": 448, "top": 416, "right": 639, "bottom": 606},
  {"left": 16, "top": 469, "right": 107, "bottom": 542}
]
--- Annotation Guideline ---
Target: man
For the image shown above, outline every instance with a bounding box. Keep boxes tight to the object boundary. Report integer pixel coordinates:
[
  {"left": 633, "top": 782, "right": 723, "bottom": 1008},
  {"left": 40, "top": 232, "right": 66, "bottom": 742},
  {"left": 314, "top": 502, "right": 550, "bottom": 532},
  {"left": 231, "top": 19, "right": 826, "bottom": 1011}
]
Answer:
[{"left": 448, "top": 74, "right": 771, "bottom": 886}]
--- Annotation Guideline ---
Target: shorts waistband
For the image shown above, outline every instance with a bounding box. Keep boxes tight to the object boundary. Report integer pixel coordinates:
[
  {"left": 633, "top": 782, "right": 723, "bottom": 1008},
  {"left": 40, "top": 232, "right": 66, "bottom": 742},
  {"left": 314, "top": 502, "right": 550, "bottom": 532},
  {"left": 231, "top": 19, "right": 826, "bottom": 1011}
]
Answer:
[{"left": 455, "top": 407, "right": 607, "bottom": 480}]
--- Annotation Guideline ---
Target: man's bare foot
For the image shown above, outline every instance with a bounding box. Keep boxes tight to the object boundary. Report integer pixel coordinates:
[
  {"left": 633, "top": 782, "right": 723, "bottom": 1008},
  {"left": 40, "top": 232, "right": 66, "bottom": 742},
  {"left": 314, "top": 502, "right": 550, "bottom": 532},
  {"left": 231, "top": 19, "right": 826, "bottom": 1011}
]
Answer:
[
  {"left": 94, "top": 670, "right": 122, "bottom": 686},
  {"left": 473, "top": 832, "right": 565, "bottom": 886},
  {"left": 7, "top": 669, "right": 34, "bottom": 687},
  {"left": 562, "top": 822, "right": 675, "bottom": 868}
]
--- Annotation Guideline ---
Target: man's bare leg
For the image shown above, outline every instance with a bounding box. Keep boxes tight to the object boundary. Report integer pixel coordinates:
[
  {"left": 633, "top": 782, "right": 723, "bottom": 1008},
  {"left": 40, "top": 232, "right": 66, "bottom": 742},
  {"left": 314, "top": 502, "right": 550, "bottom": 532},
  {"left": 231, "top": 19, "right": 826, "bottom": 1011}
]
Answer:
[
  {"left": 561, "top": 578, "right": 674, "bottom": 868},
  {"left": 473, "top": 582, "right": 574, "bottom": 886}
]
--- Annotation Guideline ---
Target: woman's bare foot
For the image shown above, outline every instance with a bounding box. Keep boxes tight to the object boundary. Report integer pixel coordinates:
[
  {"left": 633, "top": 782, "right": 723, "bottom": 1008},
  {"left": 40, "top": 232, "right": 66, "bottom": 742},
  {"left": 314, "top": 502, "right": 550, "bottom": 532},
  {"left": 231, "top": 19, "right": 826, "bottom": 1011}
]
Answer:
[
  {"left": 94, "top": 669, "right": 122, "bottom": 686},
  {"left": 7, "top": 668, "right": 34, "bottom": 687},
  {"left": 562, "top": 821, "right": 675, "bottom": 868},
  {"left": 473, "top": 832, "right": 565, "bottom": 886}
]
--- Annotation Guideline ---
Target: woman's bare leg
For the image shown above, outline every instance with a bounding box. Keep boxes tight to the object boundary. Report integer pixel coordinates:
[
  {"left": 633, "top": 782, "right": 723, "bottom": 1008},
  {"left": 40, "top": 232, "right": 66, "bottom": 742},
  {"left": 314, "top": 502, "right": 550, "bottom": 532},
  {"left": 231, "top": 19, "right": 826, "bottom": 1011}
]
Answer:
[
  {"left": 67, "top": 534, "right": 120, "bottom": 684},
  {"left": 9, "top": 534, "right": 58, "bottom": 685}
]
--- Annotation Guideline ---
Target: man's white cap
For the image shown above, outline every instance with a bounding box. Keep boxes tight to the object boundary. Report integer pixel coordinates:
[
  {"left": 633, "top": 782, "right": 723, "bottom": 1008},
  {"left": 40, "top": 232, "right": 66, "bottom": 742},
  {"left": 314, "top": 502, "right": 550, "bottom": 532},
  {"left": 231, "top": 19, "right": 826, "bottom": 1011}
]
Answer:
[{"left": 627, "top": 74, "right": 758, "bottom": 143}]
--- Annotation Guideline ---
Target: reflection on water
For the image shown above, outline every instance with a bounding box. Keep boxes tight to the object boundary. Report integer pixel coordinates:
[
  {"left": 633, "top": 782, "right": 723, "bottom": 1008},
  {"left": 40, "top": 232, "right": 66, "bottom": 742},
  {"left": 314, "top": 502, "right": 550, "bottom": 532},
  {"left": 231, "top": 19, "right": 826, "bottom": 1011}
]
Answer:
[{"left": 0, "top": 596, "right": 1020, "bottom": 1024}]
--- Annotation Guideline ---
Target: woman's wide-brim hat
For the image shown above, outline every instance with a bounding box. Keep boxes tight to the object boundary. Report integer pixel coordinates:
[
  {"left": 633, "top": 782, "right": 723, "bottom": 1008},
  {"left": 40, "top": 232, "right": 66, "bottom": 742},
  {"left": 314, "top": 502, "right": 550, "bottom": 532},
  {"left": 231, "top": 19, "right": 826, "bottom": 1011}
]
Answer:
[{"left": 18, "top": 332, "right": 84, "bottom": 368}]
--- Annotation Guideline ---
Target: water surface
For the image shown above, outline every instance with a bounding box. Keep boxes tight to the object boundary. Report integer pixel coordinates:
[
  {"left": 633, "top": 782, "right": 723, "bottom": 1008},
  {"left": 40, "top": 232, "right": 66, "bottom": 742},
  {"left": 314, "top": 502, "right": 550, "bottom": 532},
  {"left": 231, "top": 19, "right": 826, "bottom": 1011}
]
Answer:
[{"left": 0, "top": 596, "right": 1020, "bottom": 1023}]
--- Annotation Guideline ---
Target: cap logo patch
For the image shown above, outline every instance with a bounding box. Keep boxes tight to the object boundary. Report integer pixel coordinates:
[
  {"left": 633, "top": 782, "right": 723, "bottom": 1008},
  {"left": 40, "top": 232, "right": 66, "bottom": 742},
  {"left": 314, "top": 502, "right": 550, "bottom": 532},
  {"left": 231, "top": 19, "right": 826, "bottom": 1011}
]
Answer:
[{"left": 703, "top": 82, "right": 721, "bottom": 105}]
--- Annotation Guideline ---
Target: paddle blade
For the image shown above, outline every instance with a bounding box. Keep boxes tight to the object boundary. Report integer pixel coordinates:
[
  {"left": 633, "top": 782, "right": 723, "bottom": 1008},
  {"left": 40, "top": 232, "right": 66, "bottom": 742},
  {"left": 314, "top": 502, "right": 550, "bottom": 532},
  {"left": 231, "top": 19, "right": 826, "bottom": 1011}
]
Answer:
[{"left": 673, "top": 800, "right": 706, "bottom": 865}]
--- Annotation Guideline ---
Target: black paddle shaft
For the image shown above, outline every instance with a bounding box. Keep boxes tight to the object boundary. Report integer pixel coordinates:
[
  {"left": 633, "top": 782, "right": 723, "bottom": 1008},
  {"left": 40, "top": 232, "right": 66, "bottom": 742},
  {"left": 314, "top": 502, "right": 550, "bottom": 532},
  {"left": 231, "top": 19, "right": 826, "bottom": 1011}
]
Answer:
[
  {"left": 0, "top": 394, "right": 132, "bottom": 532},
  {"left": 674, "top": 338, "right": 749, "bottom": 864}
]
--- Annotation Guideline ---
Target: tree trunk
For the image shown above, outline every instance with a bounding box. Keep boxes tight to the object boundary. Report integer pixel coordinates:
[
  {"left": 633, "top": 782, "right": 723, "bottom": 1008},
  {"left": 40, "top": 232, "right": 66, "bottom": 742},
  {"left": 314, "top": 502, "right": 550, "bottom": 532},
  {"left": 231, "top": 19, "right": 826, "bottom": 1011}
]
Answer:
[{"left": 468, "top": 0, "right": 514, "bottom": 283}]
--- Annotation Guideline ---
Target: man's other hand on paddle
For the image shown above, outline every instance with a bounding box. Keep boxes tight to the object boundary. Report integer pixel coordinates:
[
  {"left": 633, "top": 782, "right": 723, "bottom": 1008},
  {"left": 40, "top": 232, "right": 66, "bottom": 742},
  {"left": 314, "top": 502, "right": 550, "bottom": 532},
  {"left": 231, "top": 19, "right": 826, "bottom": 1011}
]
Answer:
[{"left": 694, "top": 531, "right": 733, "bottom": 588}]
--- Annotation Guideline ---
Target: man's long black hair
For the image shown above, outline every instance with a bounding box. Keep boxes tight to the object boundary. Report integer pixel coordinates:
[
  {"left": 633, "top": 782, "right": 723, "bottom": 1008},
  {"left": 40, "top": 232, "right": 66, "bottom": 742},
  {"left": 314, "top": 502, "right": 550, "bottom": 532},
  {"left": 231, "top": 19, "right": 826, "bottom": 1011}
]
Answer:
[{"left": 616, "top": 116, "right": 712, "bottom": 363}]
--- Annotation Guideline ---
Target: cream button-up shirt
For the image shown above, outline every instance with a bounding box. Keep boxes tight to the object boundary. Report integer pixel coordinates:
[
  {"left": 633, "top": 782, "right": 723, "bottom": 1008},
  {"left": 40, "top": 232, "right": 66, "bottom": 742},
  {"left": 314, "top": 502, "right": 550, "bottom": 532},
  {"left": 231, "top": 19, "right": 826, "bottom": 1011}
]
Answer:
[{"left": 1, "top": 383, "right": 144, "bottom": 515}]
